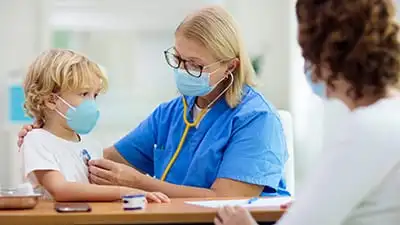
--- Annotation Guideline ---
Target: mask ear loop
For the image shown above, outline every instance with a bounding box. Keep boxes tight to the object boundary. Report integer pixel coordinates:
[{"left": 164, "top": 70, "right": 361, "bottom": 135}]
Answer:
[
  {"left": 57, "top": 96, "right": 76, "bottom": 110},
  {"left": 54, "top": 96, "right": 76, "bottom": 120}
]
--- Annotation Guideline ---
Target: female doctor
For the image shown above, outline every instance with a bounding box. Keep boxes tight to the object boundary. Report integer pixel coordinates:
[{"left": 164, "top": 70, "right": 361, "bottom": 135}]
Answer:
[
  {"left": 18, "top": 6, "right": 289, "bottom": 198},
  {"left": 215, "top": 0, "right": 400, "bottom": 224}
]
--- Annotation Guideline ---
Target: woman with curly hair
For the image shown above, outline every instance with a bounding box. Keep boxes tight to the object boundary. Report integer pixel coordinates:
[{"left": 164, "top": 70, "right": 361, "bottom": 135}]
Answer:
[{"left": 215, "top": 0, "right": 400, "bottom": 224}]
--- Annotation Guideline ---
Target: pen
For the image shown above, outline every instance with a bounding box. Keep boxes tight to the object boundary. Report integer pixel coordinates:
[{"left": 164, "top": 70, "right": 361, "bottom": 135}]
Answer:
[{"left": 247, "top": 197, "right": 259, "bottom": 204}]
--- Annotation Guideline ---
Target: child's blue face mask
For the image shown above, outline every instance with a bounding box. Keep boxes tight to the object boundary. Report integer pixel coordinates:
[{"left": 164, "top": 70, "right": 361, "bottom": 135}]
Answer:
[{"left": 56, "top": 96, "right": 99, "bottom": 134}]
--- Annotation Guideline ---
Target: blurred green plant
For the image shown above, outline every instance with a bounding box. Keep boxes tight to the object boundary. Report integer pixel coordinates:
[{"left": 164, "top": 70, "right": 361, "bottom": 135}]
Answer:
[
  {"left": 52, "top": 30, "right": 71, "bottom": 48},
  {"left": 251, "top": 55, "right": 263, "bottom": 76}
]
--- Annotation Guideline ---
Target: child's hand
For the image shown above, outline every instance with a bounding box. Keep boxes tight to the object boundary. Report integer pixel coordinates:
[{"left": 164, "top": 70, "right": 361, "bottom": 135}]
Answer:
[
  {"left": 145, "top": 192, "right": 170, "bottom": 203},
  {"left": 121, "top": 188, "right": 170, "bottom": 203}
]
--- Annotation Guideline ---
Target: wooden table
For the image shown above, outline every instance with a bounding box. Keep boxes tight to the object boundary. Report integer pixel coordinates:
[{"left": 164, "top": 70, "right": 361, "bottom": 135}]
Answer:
[{"left": 0, "top": 198, "right": 285, "bottom": 225}]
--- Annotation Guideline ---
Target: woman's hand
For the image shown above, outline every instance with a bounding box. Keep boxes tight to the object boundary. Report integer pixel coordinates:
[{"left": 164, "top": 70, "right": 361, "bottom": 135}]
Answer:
[
  {"left": 214, "top": 206, "right": 258, "bottom": 225},
  {"left": 88, "top": 159, "right": 144, "bottom": 188},
  {"left": 17, "top": 123, "right": 41, "bottom": 147}
]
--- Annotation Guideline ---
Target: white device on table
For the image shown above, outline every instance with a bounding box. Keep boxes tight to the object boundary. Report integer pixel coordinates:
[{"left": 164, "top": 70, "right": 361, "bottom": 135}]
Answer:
[{"left": 122, "top": 194, "right": 146, "bottom": 210}]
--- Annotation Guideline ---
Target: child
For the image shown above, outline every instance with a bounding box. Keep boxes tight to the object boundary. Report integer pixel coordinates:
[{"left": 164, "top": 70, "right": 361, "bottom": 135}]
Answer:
[{"left": 21, "top": 49, "right": 169, "bottom": 202}]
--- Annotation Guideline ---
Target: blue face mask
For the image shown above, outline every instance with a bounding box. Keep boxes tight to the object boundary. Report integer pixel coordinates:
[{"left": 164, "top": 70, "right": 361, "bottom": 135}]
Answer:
[
  {"left": 305, "top": 70, "right": 326, "bottom": 98},
  {"left": 56, "top": 96, "right": 100, "bottom": 134},
  {"left": 173, "top": 68, "right": 217, "bottom": 96}
]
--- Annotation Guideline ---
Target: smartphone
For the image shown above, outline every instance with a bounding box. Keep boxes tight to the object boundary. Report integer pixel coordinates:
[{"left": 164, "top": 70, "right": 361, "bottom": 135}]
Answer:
[{"left": 54, "top": 202, "right": 92, "bottom": 213}]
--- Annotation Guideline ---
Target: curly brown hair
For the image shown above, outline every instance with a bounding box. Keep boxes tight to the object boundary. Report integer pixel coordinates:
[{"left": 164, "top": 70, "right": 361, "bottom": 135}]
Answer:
[{"left": 296, "top": 0, "right": 400, "bottom": 99}]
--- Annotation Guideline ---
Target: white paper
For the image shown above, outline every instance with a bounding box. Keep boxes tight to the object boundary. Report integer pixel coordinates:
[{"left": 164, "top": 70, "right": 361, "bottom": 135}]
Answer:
[{"left": 185, "top": 197, "right": 292, "bottom": 208}]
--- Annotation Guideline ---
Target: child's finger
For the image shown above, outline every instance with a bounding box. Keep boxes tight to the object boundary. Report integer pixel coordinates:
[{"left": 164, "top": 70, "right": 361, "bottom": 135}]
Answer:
[
  {"left": 146, "top": 193, "right": 161, "bottom": 203},
  {"left": 155, "top": 192, "right": 170, "bottom": 203}
]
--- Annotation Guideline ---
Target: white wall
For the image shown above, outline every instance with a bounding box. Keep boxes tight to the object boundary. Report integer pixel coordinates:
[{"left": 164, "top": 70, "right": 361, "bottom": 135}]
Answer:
[
  {"left": 0, "top": 0, "right": 52, "bottom": 187},
  {"left": 226, "top": 0, "right": 292, "bottom": 109},
  {"left": 49, "top": 0, "right": 217, "bottom": 148},
  {"left": 84, "top": 31, "right": 179, "bottom": 147},
  {"left": 225, "top": 0, "right": 325, "bottom": 189}
]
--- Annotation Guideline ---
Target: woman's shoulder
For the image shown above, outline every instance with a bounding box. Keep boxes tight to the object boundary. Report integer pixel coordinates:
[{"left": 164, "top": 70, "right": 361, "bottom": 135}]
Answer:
[
  {"left": 235, "top": 85, "right": 280, "bottom": 118},
  {"left": 351, "top": 97, "right": 400, "bottom": 140},
  {"left": 336, "top": 97, "right": 400, "bottom": 159},
  {"left": 154, "top": 95, "right": 186, "bottom": 111}
]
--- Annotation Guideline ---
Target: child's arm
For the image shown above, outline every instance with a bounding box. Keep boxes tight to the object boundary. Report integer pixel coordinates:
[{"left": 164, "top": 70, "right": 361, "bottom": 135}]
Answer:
[
  {"left": 21, "top": 132, "right": 167, "bottom": 203},
  {"left": 34, "top": 170, "right": 169, "bottom": 202}
]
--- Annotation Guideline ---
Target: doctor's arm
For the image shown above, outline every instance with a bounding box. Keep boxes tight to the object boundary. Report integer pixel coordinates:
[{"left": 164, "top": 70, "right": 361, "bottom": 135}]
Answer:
[
  {"left": 103, "top": 146, "right": 132, "bottom": 165},
  {"left": 216, "top": 111, "right": 287, "bottom": 196},
  {"left": 139, "top": 175, "right": 263, "bottom": 198},
  {"left": 90, "top": 106, "right": 264, "bottom": 197},
  {"left": 102, "top": 146, "right": 232, "bottom": 194},
  {"left": 91, "top": 148, "right": 262, "bottom": 198},
  {"left": 89, "top": 110, "right": 280, "bottom": 197}
]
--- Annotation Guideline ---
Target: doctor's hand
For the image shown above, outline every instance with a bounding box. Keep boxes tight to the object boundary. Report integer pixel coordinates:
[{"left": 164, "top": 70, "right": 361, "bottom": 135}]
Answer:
[
  {"left": 88, "top": 159, "right": 145, "bottom": 188},
  {"left": 17, "top": 123, "right": 42, "bottom": 148}
]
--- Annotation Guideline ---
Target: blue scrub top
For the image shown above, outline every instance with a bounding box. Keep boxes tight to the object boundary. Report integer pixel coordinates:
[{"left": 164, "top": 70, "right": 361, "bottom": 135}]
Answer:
[{"left": 115, "top": 85, "right": 290, "bottom": 196}]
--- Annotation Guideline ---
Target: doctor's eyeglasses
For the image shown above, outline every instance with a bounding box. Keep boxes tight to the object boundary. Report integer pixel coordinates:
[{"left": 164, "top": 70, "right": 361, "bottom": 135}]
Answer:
[{"left": 164, "top": 47, "right": 222, "bottom": 78}]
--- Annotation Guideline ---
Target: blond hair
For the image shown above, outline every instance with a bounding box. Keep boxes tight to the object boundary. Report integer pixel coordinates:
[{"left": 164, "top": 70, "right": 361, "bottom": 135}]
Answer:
[
  {"left": 176, "top": 5, "right": 255, "bottom": 108},
  {"left": 24, "top": 49, "right": 108, "bottom": 125}
]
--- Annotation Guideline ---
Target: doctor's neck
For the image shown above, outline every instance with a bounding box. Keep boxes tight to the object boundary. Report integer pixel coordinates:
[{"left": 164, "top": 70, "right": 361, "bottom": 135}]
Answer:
[{"left": 196, "top": 79, "right": 230, "bottom": 108}]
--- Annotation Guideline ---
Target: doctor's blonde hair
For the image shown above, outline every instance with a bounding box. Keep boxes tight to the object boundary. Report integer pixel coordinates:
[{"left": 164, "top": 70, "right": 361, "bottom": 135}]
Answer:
[
  {"left": 24, "top": 49, "right": 108, "bottom": 126},
  {"left": 176, "top": 5, "right": 256, "bottom": 108}
]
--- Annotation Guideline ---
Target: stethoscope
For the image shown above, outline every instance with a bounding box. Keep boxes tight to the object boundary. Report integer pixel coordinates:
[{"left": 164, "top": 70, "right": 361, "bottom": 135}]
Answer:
[{"left": 160, "top": 73, "right": 234, "bottom": 181}]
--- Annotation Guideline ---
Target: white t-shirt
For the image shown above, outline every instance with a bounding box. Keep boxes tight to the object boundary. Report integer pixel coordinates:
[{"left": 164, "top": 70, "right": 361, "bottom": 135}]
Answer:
[
  {"left": 21, "top": 129, "right": 103, "bottom": 199},
  {"left": 277, "top": 97, "right": 400, "bottom": 225},
  {"left": 192, "top": 104, "right": 208, "bottom": 128}
]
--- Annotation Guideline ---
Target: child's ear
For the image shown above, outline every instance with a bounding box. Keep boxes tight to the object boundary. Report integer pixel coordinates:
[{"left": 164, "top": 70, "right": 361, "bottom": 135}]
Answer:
[{"left": 44, "top": 94, "right": 57, "bottom": 110}]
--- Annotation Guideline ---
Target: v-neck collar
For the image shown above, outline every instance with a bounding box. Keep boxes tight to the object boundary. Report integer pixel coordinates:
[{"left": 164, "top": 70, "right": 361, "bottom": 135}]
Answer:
[{"left": 182, "top": 85, "right": 251, "bottom": 128}]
